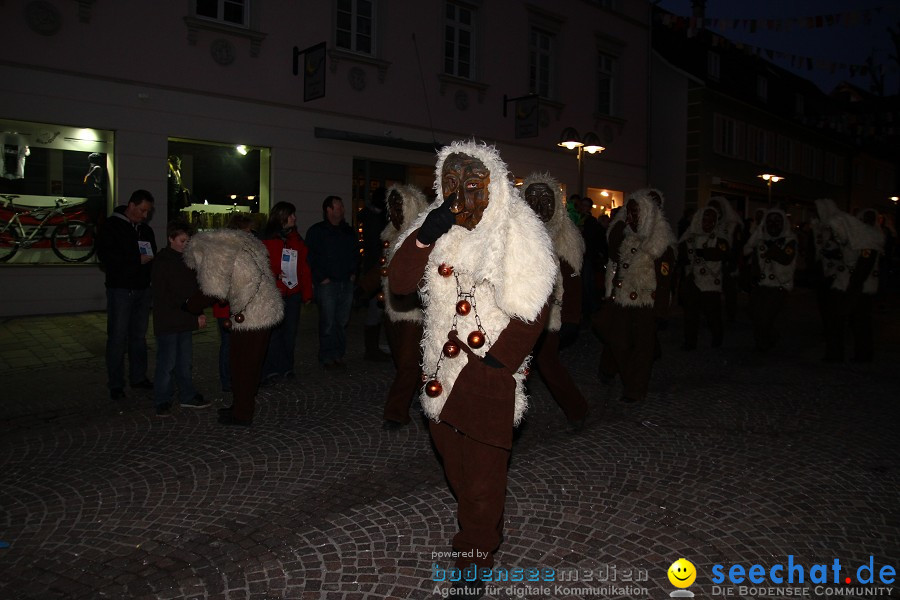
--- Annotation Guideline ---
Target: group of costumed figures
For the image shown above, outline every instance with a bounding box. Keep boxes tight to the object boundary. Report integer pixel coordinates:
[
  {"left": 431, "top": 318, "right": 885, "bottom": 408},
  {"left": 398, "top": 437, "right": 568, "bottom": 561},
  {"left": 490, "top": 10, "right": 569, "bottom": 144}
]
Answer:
[{"left": 172, "top": 140, "right": 884, "bottom": 600}]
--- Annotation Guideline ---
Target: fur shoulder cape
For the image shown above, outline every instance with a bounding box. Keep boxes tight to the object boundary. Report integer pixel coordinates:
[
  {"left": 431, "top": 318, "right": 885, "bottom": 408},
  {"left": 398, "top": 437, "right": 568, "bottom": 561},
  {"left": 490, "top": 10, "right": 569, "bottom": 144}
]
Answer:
[{"left": 183, "top": 229, "right": 283, "bottom": 331}]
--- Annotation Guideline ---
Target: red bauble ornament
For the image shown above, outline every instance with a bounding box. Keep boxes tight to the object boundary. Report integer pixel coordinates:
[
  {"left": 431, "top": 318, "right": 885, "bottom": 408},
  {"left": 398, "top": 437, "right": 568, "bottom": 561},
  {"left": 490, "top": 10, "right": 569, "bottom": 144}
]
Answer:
[
  {"left": 438, "top": 263, "right": 453, "bottom": 277},
  {"left": 467, "top": 330, "right": 485, "bottom": 349},
  {"left": 223, "top": 319, "right": 233, "bottom": 330},
  {"left": 376, "top": 291, "right": 385, "bottom": 302},
  {"left": 379, "top": 256, "right": 387, "bottom": 266},
  {"left": 456, "top": 300, "right": 472, "bottom": 316},
  {"left": 443, "top": 341, "right": 461, "bottom": 358},
  {"left": 383, "top": 240, "right": 390, "bottom": 248},
  {"left": 425, "top": 379, "right": 443, "bottom": 397},
  {"left": 234, "top": 313, "right": 245, "bottom": 324},
  {"left": 380, "top": 267, "right": 388, "bottom": 277}
]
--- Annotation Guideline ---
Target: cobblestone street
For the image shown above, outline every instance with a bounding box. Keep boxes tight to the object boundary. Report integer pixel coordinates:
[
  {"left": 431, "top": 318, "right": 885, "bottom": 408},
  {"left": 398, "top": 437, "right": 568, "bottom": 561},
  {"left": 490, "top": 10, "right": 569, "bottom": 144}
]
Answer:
[{"left": 1, "top": 289, "right": 898, "bottom": 600}]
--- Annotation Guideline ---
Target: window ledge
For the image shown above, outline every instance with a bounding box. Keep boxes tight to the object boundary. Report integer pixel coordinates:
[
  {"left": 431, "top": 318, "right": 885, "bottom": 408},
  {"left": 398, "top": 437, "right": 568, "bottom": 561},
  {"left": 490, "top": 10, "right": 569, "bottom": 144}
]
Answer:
[
  {"left": 328, "top": 49, "right": 391, "bottom": 83},
  {"left": 184, "top": 16, "right": 267, "bottom": 57},
  {"left": 437, "top": 74, "right": 489, "bottom": 104}
]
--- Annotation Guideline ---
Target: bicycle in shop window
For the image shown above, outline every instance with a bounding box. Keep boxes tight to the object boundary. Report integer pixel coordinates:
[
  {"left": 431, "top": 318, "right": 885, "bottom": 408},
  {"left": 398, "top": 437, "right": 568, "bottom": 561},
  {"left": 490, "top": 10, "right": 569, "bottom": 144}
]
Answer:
[{"left": 0, "top": 195, "right": 97, "bottom": 263}]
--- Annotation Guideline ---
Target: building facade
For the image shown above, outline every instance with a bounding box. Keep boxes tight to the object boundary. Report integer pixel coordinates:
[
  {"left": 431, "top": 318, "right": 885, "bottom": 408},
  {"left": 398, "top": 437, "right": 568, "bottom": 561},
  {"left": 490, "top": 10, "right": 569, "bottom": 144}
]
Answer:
[{"left": 0, "top": 0, "right": 653, "bottom": 316}]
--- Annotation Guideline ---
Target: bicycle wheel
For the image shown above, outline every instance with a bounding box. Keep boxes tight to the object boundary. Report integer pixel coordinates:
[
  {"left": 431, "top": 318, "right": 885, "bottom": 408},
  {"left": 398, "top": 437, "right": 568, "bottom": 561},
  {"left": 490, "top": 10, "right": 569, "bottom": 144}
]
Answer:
[
  {"left": 51, "top": 219, "right": 97, "bottom": 262},
  {"left": 0, "top": 224, "right": 20, "bottom": 262}
]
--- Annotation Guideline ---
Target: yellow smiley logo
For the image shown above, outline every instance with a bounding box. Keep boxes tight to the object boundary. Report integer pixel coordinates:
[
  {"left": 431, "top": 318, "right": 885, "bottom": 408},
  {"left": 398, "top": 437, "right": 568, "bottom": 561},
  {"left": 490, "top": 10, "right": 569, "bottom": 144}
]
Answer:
[{"left": 668, "top": 558, "right": 697, "bottom": 588}]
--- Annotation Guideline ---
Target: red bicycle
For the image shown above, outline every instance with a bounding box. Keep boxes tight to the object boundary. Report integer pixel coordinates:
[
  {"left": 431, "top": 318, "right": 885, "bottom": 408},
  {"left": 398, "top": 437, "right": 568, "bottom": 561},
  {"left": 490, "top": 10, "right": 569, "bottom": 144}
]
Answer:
[{"left": 0, "top": 195, "right": 96, "bottom": 263}]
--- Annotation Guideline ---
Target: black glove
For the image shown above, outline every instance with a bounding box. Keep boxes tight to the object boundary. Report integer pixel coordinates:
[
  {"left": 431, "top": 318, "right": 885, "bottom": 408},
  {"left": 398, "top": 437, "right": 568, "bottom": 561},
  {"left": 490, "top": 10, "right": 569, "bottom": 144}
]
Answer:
[{"left": 416, "top": 194, "right": 456, "bottom": 246}]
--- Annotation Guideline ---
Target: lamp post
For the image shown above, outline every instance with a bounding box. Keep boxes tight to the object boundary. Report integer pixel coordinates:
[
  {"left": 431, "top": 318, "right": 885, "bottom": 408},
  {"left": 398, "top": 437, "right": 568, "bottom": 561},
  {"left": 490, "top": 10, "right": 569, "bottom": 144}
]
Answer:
[
  {"left": 558, "top": 128, "right": 605, "bottom": 197},
  {"left": 758, "top": 173, "right": 784, "bottom": 206}
]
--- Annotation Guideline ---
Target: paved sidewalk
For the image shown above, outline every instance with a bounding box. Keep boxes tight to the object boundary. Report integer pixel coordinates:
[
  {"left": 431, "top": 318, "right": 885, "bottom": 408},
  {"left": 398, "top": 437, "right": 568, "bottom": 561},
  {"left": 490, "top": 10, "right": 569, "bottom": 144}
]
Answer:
[{"left": 0, "top": 290, "right": 898, "bottom": 600}]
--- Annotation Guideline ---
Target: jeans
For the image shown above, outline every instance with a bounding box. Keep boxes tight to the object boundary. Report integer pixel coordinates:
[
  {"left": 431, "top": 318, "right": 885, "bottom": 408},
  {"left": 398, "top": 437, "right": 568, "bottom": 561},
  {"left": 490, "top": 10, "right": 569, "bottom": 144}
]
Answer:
[
  {"left": 315, "top": 279, "right": 353, "bottom": 364},
  {"left": 217, "top": 317, "right": 232, "bottom": 392},
  {"left": 106, "top": 287, "right": 152, "bottom": 390},
  {"left": 263, "top": 292, "right": 302, "bottom": 377},
  {"left": 153, "top": 331, "right": 196, "bottom": 407}
]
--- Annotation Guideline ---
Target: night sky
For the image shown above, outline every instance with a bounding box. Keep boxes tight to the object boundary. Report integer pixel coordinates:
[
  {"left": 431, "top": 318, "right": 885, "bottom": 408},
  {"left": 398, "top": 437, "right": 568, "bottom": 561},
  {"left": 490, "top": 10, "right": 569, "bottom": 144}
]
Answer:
[{"left": 655, "top": 0, "right": 900, "bottom": 95}]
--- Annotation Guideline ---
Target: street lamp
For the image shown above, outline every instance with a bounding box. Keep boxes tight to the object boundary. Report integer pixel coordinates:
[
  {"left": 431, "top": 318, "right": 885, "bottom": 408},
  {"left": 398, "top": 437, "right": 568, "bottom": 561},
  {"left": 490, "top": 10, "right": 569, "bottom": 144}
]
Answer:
[
  {"left": 758, "top": 173, "right": 784, "bottom": 205},
  {"left": 558, "top": 128, "right": 605, "bottom": 197}
]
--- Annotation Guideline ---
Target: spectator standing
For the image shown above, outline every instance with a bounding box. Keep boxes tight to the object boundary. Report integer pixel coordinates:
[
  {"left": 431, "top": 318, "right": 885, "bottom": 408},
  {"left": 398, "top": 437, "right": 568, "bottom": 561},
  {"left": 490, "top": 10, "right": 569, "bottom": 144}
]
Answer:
[
  {"left": 151, "top": 220, "right": 210, "bottom": 417},
  {"left": 260, "top": 202, "right": 314, "bottom": 384},
  {"left": 97, "top": 189, "right": 157, "bottom": 400},
  {"left": 306, "top": 196, "right": 359, "bottom": 369}
]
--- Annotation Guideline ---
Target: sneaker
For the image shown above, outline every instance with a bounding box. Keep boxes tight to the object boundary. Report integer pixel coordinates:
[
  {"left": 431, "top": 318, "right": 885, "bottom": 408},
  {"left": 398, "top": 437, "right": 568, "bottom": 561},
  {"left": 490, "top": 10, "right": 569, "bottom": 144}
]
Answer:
[
  {"left": 110, "top": 388, "right": 125, "bottom": 400},
  {"left": 155, "top": 403, "right": 172, "bottom": 417},
  {"left": 132, "top": 379, "right": 154, "bottom": 390},
  {"left": 181, "top": 394, "right": 210, "bottom": 409}
]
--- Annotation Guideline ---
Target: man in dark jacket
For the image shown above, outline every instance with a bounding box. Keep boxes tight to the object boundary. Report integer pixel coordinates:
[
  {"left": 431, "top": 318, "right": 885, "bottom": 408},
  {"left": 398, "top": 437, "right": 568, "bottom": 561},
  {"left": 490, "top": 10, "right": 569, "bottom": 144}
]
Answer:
[
  {"left": 306, "top": 196, "right": 359, "bottom": 369},
  {"left": 97, "top": 189, "right": 157, "bottom": 399}
]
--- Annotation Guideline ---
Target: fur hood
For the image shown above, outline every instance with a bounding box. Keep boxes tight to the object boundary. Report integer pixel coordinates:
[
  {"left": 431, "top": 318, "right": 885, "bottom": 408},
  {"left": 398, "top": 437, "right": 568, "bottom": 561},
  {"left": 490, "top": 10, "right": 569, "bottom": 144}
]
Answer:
[
  {"left": 605, "top": 191, "right": 675, "bottom": 306},
  {"left": 398, "top": 140, "right": 557, "bottom": 425},
  {"left": 829, "top": 212, "right": 885, "bottom": 252},
  {"left": 381, "top": 184, "right": 430, "bottom": 322},
  {"left": 521, "top": 171, "right": 584, "bottom": 272},
  {"left": 679, "top": 206, "right": 718, "bottom": 243},
  {"left": 381, "top": 184, "right": 430, "bottom": 247},
  {"left": 401, "top": 140, "right": 557, "bottom": 322},
  {"left": 522, "top": 171, "right": 585, "bottom": 331},
  {"left": 183, "top": 229, "right": 283, "bottom": 331},
  {"left": 744, "top": 208, "right": 796, "bottom": 253}
]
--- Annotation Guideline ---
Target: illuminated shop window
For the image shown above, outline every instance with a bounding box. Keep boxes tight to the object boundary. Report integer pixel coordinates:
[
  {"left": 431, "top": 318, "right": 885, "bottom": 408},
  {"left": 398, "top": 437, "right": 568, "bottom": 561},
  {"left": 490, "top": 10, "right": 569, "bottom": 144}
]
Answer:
[
  {"left": 0, "top": 118, "right": 113, "bottom": 265},
  {"left": 167, "top": 138, "right": 271, "bottom": 231}
]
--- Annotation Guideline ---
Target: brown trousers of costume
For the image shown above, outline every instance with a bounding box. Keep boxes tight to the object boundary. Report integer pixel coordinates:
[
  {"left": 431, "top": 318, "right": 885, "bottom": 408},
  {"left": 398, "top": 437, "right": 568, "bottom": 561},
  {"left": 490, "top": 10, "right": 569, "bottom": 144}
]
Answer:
[
  {"left": 382, "top": 319, "right": 423, "bottom": 424},
  {"left": 534, "top": 330, "right": 588, "bottom": 421},
  {"left": 229, "top": 328, "right": 271, "bottom": 421},
  {"left": 824, "top": 290, "right": 873, "bottom": 362},
  {"left": 598, "top": 304, "right": 657, "bottom": 402},
  {"left": 680, "top": 281, "right": 723, "bottom": 349},
  {"left": 429, "top": 421, "right": 509, "bottom": 569},
  {"left": 749, "top": 286, "right": 786, "bottom": 351}
]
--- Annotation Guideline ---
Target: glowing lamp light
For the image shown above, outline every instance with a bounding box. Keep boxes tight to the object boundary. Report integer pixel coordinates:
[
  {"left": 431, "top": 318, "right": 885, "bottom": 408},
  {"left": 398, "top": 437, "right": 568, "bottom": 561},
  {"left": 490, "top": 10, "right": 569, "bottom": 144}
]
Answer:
[{"left": 236, "top": 145, "right": 249, "bottom": 155}]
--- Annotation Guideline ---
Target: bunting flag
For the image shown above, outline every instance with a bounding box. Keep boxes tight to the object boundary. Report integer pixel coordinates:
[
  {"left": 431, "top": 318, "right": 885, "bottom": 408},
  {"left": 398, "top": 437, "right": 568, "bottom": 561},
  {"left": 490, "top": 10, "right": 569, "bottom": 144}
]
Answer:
[{"left": 659, "top": 6, "right": 897, "bottom": 78}]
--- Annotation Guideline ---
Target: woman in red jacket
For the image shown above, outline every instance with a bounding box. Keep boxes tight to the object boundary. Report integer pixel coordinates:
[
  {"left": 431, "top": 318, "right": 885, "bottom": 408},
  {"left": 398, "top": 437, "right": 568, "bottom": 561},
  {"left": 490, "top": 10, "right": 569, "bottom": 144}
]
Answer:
[{"left": 261, "top": 202, "right": 313, "bottom": 384}]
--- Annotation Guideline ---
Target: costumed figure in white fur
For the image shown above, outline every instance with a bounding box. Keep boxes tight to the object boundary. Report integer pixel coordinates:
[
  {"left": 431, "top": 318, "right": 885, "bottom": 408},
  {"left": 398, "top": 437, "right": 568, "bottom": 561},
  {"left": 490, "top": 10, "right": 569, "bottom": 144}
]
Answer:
[
  {"left": 707, "top": 196, "right": 744, "bottom": 322},
  {"left": 596, "top": 188, "right": 675, "bottom": 403},
  {"left": 183, "top": 229, "right": 283, "bottom": 426},
  {"left": 743, "top": 208, "right": 797, "bottom": 352},
  {"left": 821, "top": 205, "right": 884, "bottom": 362},
  {"left": 521, "top": 171, "right": 589, "bottom": 429},
  {"left": 677, "top": 205, "right": 729, "bottom": 349},
  {"left": 379, "top": 184, "right": 430, "bottom": 429},
  {"left": 388, "top": 140, "right": 556, "bottom": 579}
]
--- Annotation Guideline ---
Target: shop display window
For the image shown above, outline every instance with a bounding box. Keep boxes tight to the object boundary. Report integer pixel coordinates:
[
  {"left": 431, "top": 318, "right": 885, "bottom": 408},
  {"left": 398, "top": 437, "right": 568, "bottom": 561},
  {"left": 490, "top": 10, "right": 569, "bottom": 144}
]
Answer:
[
  {"left": 167, "top": 138, "right": 270, "bottom": 231},
  {"left": 0, "top": 118, "right": 112, "bottom": 265}
]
